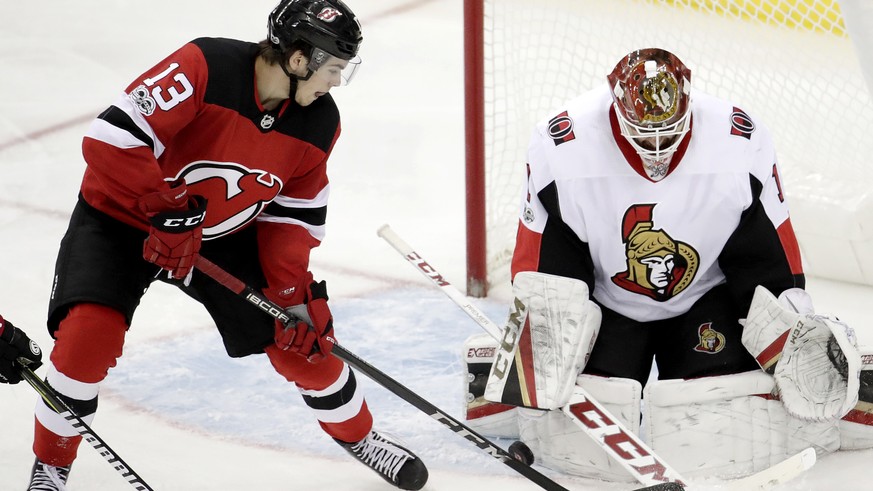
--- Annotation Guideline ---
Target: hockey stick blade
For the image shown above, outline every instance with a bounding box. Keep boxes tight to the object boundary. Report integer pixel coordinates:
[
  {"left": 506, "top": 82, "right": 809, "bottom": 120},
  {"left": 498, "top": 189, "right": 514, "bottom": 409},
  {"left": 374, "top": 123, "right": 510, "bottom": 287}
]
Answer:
[
  {"left": 717, "top": 447, "right": 815, "bottom": 491},
  {"left": 633, "top": 484, "right": 685, "bottom": 491},
  {"left": 377, "top": 224, "right": 688, "bottom": 487},
  {"left": 17, "top": 363, "right": 154, "bottom": 491},
  {"left": 194, "top": 256, "right": 571, "bottom": 491}
]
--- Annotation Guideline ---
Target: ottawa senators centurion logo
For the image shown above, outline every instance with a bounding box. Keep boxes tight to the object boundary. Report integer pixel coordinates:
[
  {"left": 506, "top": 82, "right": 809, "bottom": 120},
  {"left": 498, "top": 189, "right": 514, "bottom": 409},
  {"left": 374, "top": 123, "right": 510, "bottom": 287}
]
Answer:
[
  {"left": 694, "top": 322, "right": 726, "bottom": 354},
  {"left": 611, "top": 204, "right": 699, "bottom": 301}
]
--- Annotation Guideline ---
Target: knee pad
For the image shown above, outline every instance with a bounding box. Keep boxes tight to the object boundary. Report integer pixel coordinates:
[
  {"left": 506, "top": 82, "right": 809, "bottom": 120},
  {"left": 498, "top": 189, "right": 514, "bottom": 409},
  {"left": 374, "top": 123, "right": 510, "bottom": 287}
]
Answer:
[
  {"left": 518, "top": 374, "right": 641, "bottom": 482},
  {"left": 643, "top": 370, "right": 840, "bottom": 479},
  {"left": 840, "top": 348, "right": 873, "bottom": 450},
  {"left": 51, "top": 303, "right": 127, "bottom": 383},
  {"left": 462, "top": 333, "right": 518, "bottom": 438}
]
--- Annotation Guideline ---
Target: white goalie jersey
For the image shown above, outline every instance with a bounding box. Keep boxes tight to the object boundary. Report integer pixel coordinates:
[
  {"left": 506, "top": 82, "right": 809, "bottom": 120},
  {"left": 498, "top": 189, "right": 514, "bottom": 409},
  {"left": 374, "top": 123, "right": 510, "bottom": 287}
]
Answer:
[{"left": 511, "top": 85, "right": 804, "bottom": 321}]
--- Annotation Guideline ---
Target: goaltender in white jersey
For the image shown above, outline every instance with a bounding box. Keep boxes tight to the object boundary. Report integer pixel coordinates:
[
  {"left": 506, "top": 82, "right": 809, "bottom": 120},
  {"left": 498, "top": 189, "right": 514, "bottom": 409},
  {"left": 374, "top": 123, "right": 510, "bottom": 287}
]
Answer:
[{"left": 463, "top": 48, "right": 873, "bottom": 482}]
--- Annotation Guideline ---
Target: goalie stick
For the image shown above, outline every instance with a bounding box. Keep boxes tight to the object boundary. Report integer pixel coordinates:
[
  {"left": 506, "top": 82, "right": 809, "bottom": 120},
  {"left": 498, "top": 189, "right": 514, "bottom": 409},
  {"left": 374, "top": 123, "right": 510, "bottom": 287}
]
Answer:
[
  {"left": 16, "top": 363, "right": 153, "bottom": 491},
  {"left": 376, "top": 223, "right": 816, "bottom": 490}
]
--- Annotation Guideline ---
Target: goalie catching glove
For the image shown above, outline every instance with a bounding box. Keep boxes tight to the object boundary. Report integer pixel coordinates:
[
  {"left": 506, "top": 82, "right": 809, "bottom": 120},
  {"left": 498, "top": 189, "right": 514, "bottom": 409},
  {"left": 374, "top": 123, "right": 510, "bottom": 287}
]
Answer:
[
  {"left": 742, "top": 285, "right": 861, "bottom": 422},
  {"left": 272, "top": 272, "right": 335, "bottom": 363}
]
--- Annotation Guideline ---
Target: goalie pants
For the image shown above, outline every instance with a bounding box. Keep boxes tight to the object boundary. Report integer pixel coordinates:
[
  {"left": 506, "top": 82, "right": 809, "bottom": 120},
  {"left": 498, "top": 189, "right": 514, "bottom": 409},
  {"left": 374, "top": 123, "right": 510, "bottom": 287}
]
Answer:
[
  {"left": 585, "top": 283, "right": 760, "bottom": 386},
  {"left": 34, "top": 197, "right": 372, "bottom": 466}
]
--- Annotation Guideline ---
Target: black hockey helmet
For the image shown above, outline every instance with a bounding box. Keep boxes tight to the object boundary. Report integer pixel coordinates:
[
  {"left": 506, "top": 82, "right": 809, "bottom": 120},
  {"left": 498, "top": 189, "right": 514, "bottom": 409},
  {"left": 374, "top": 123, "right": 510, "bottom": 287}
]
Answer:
[{"left": 268, "top": 0, "right": 363, "bottom": 61}]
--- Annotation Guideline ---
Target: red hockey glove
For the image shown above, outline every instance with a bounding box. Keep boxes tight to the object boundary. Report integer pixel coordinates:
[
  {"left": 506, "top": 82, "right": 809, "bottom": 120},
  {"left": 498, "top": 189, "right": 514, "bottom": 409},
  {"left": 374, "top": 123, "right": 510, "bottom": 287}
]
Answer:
[
  {"left": 0, "top": 315, "right": 43, "bottom": 384},
  {"left": 138, "top": 182, "right": 207, "bottom": 280},
  {"left": 273, "top": 273, "right": 335, "bottom": 363}
]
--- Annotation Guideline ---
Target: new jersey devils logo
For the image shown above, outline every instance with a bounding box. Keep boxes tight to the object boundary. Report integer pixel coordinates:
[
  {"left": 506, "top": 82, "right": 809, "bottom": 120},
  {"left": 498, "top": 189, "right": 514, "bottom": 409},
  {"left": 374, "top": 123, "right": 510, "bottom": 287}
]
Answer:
[
  {"left": 317, "top": 7, "right": 342, "bottom": 21},
  {"left": 172, "top": 161, "right": 283, "bottom": 239}
]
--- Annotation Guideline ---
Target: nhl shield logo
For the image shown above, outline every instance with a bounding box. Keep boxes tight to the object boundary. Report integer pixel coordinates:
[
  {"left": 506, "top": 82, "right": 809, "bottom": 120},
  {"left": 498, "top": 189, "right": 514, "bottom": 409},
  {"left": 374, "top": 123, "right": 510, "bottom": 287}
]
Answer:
[{"left": 260, "top": 114, "right": 275, "bottom": 130}]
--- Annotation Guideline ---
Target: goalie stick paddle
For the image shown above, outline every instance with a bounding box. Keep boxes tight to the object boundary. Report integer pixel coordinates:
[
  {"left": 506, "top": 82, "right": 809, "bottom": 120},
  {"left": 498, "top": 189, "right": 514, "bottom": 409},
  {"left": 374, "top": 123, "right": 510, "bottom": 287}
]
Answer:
[
  {"left": 16, "top": 364, "right": 153, "bottom": 491},
  {"left": 193, "top": 256, "right": 572, "bottom": 491}
]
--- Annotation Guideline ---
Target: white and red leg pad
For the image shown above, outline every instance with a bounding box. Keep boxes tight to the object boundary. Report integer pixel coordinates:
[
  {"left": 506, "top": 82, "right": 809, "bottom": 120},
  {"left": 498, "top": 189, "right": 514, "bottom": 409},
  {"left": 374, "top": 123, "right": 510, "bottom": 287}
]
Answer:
[
  {"left": 462, "top": 333, "right": 519, "bottom": 438},
  {"left": 840, "top": 348, "right": 873, "bottom": 449},
  {"left": 643, "top": 370, "right": 840, "bottom": 479},
  {"left": 517, "top": 374, "right": 641, "bottom": 482}
]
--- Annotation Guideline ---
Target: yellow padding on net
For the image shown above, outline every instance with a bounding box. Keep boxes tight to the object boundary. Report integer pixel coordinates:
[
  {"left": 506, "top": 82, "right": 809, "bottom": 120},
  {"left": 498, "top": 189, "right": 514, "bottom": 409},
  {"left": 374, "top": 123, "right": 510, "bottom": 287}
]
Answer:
[{"left": 653, "top": 0, "right": 846, "bottom": 36}]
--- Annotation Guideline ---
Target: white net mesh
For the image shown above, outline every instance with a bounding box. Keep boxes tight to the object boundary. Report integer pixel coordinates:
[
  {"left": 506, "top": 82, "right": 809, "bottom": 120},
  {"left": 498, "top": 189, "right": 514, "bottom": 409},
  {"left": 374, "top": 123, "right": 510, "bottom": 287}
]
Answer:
[{"left": 479, "top": 0, "right": 872, "bottom": 289}]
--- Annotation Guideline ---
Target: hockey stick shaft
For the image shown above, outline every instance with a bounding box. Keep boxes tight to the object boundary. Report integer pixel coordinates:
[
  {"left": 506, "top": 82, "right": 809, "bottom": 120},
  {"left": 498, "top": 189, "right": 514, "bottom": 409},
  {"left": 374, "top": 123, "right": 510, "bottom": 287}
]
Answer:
[
  {"left": 193, "top": 256, "right": 570, "bottom": 491},
  {"left": 17, "top": 364, "right": 153, "bottom": 491},
  {"left": 376, "top": 224, "right": 688, "bottom": 487}
]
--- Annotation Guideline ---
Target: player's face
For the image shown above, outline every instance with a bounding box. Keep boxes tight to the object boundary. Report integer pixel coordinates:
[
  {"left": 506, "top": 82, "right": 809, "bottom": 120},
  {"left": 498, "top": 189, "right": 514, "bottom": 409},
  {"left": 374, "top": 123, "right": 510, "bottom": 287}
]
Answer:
[
  {"left": 637, "top": 132, "right": 679, "bottom": 153},
  {"left": 295, "top": 57, "right": 348, "bottom": 106}
]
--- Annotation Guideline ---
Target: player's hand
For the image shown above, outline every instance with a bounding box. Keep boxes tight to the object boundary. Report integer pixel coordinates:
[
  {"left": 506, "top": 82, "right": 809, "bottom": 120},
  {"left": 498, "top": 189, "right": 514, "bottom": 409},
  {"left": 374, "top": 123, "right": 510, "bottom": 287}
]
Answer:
[
  {"left": 0, "top": 315, "right": 43, "bottom": 384},
  {"left": 273, "top": 273, "right": 335, "bottom": 363},
  {"left": 138, "top": 181, "right": 207, "bottom": 280}
]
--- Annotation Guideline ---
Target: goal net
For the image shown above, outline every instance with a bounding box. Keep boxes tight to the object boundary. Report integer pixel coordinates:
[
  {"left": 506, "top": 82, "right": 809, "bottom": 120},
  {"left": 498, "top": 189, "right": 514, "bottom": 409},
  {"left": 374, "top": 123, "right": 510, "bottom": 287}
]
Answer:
[{"left": 464, "top": 0, "right": 873, "bottom": 296}]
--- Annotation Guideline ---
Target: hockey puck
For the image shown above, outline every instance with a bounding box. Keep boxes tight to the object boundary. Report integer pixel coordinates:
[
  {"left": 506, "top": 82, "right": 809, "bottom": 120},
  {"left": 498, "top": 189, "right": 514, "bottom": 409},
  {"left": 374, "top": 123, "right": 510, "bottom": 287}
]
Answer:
[{"left": 508, "top": 440, "right": 534, "bottom": 465}]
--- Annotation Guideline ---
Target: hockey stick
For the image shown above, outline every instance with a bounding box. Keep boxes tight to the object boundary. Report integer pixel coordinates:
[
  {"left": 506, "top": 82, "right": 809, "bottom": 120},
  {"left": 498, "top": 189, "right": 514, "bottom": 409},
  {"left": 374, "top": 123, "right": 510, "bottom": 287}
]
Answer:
[
  {"left": 16, "top": 363, "right": 153, "bottom": 491},
  {"left": 376, "top": 224, "right": 817, "bottom": 490},
  {"left": 193, "top": 256, "right": 571, "bottom": 491}
]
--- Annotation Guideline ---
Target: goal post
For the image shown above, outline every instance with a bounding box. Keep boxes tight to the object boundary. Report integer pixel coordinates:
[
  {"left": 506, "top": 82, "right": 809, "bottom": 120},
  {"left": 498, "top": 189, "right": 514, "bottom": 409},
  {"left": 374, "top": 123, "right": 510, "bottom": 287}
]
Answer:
[{"left": 464, "top": 0, "right": 873, "bottom": 298}]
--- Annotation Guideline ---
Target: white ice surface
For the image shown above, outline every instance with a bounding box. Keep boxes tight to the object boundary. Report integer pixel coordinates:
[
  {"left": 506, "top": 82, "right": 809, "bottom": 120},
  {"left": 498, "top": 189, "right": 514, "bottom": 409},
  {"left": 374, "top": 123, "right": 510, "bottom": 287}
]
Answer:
[{"left": 1, "top": 1, "right": 870, "bottom": 490}]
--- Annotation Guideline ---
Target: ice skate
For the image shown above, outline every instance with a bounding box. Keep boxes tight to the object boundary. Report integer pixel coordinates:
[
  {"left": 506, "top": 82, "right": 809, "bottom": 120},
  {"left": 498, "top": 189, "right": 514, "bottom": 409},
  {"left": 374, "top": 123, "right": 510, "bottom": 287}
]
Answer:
[
  {"left": 336, "top": 430, "right": 428, "bottom": 490},
  {"left": 27, "top": 459, "right": 71, "bottom": 491}
]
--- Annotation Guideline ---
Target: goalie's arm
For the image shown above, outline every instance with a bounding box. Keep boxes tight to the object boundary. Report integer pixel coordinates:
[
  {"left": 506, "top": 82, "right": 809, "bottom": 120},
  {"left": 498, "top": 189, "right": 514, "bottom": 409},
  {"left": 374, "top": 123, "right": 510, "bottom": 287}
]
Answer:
[{"left": 511, "top": 134, "right": 595, "bottom": 288}]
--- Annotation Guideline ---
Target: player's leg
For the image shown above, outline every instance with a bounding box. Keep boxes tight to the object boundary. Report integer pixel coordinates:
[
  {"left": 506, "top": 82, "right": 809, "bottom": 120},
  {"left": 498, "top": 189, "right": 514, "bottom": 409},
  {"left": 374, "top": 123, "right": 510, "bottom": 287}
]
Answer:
[
  {"left": 514, "top": 303, "right": 653, "bottom": 480},
  {"left": 32, "top": 199, "right": 154, "bottom": 488},
  {"left": 186, "top": 230, "right": 427, "bottom": 490},
  {"left": 518, "top": 373, "right": 642, "bottom": 482},
  {"left": 643, "top": 370, "right": 839, "bottom": 477},
  {"left": 647, "top": 284, "right": 839, "bottom": 478}
]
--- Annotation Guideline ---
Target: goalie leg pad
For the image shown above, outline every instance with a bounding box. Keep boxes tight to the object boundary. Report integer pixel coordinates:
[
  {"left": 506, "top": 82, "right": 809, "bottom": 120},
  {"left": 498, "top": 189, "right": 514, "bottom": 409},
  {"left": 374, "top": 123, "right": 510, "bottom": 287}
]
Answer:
[
  {"left": 462, "top": 333, "right": 518, "bottom": 438},
  {"left": 485, "top": 271, "right": 600, "bottom": 410},
  {"left": 518, "top": 374, "right": 641, "bottom": 482},
  {"left": 840, "top": 348, "right": 873, "bottom": 449},
  {"left": 643, "top": 371, "right": 839, "bottom": 479}
]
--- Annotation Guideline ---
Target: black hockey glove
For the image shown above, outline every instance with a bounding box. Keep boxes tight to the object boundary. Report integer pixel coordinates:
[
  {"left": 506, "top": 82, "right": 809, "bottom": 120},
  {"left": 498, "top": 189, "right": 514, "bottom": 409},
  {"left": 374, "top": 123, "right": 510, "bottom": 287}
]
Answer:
[{"left": 0, "top": 315, "right": 42, "bottom": 384}]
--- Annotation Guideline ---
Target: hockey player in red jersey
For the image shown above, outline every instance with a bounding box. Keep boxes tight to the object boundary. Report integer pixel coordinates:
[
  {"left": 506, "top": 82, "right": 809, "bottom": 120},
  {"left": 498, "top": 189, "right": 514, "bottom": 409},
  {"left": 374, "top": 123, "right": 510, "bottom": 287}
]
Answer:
[
  {"left": 26, "top": 1, "right": 428, "bottom": 490},
  {"left": 463, "top": 48, "right": 870, "bottom": 481}
]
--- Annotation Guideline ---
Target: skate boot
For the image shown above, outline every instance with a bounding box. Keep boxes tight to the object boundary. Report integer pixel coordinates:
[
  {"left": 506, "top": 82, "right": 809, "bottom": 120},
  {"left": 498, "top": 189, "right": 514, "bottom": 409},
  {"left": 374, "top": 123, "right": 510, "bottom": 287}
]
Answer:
[
  {"left": 28, "top": 459, "right": 71, "bottom": 491},
  {"left": 336, "top": 430, "right": 428, "bottom": 490}
]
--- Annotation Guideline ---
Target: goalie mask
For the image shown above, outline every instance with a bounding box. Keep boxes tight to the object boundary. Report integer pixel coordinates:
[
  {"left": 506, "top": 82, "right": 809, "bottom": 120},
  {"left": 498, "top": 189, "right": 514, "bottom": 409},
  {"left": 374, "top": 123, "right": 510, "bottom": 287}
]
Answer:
[
  {"left": 608, "top": 48, "right": 692, "bottom": 172},
  {"left": 268, "top": 0, "right": 363, "bottom": 85}
]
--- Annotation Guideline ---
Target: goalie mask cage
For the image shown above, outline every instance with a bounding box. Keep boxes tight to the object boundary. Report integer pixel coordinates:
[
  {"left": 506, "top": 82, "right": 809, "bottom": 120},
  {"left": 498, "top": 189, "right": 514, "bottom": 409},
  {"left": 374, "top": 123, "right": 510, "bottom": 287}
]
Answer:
[{"left": 464, "top": 0, "right": 873, "bottom": 297}]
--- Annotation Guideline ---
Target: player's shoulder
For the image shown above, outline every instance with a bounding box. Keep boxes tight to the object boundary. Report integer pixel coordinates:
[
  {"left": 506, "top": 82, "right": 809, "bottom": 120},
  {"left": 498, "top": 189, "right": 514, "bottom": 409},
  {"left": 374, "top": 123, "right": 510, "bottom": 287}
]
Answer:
[
  {"left": 188, "top": 37, "right": 259, "bottom": 67},
  {"left": 536, "top": 85, "right": 611, "bottom": 129},
  {"left": 691, "top": 89, "right": 773, "bottom": 145}
]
